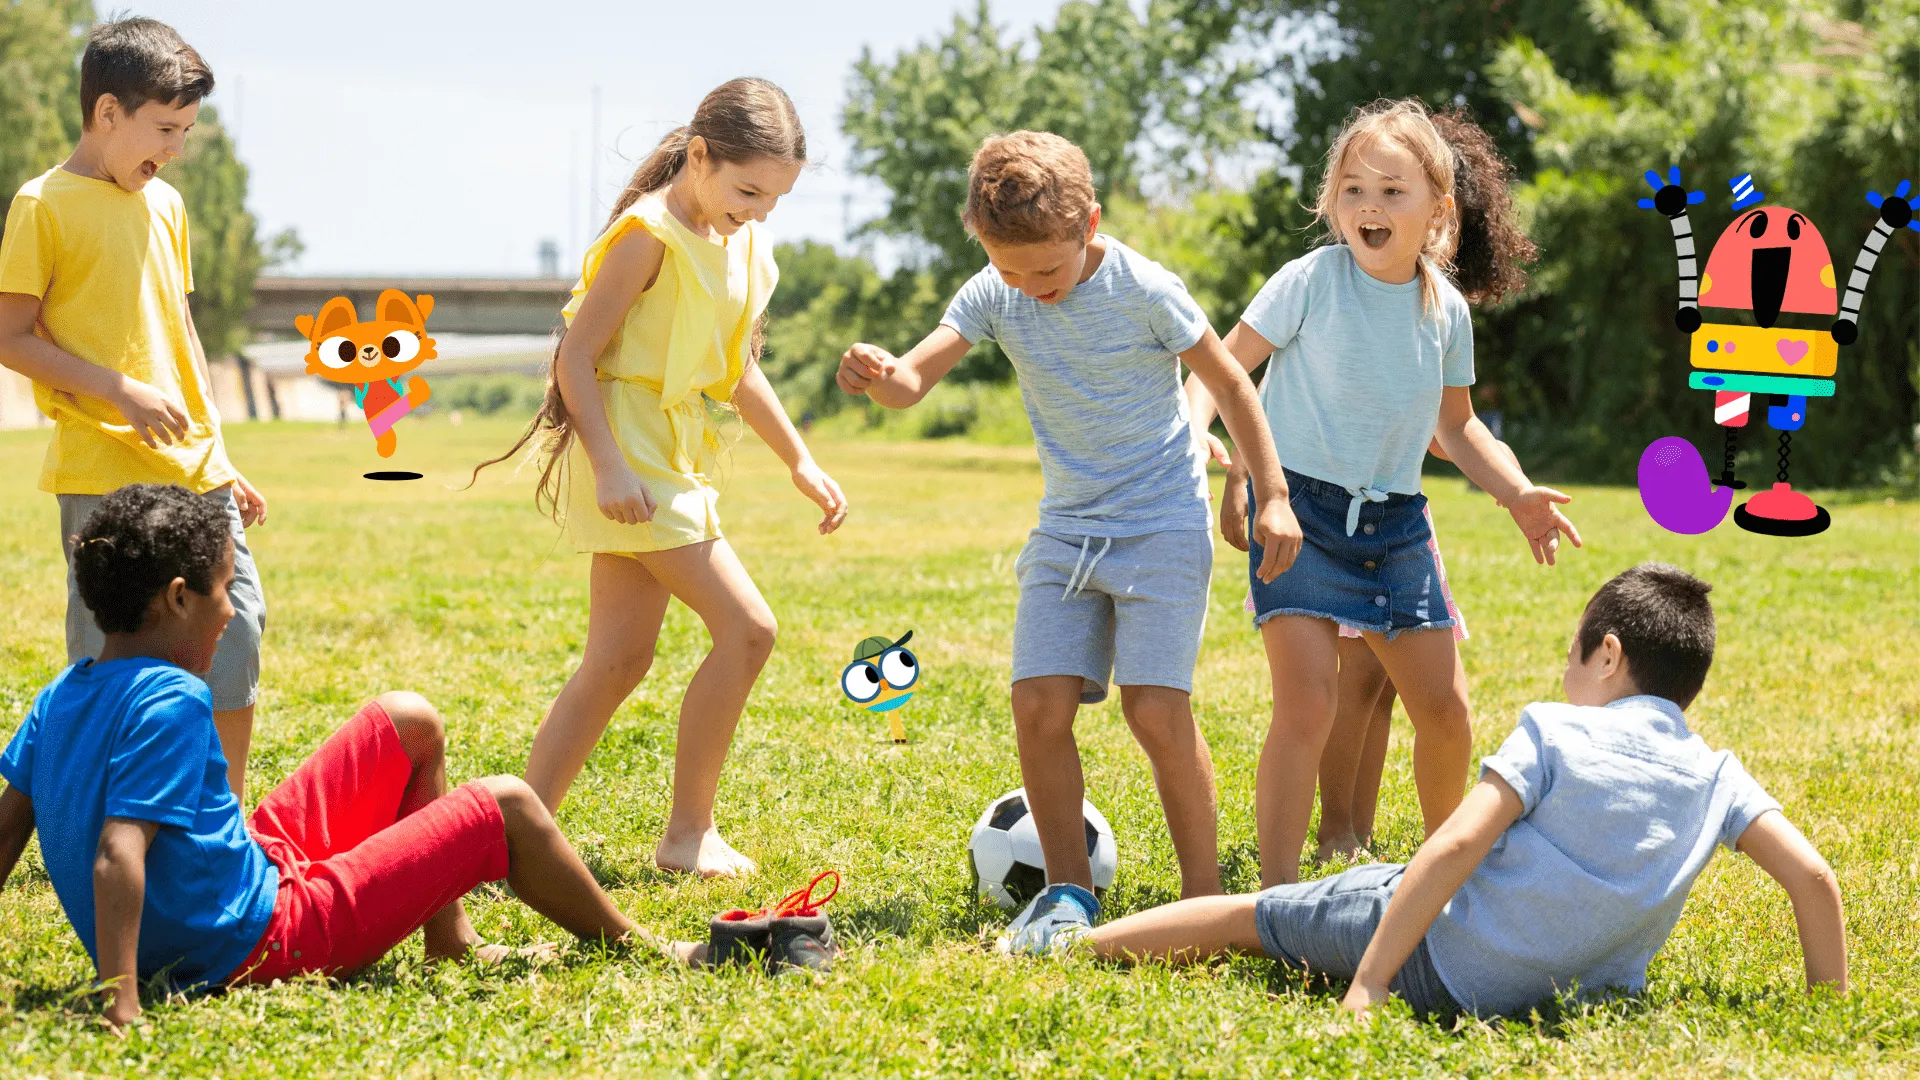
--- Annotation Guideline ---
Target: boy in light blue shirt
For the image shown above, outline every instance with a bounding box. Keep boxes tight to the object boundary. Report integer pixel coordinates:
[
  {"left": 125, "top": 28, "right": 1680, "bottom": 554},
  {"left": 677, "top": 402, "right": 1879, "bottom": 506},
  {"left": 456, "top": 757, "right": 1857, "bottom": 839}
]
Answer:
[
  {"left": 839, "top": 131, "right": 1299, "bottom": 950},
  {"left": 1062, "top": 563, "right": 1849, "bottom": 1016}
]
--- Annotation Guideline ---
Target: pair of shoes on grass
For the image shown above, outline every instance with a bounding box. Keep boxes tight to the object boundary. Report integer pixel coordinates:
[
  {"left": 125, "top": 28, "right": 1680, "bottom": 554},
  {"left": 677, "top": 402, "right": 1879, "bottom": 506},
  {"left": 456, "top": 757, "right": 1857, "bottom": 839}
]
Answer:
[
  {"left": 707, "top": 870, "right": 840, "bottom": 975},
  {"left": 996, "top": 882, "right": 1100, "bottom": 956}
]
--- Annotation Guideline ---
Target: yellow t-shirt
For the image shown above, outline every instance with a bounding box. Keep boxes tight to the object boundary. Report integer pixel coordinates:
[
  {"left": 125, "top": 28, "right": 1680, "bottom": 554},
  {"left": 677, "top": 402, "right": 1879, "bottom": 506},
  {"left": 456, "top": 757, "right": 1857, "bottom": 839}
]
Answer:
[{"left": 0, "top": 168, "right": 235, "bottom": 494}]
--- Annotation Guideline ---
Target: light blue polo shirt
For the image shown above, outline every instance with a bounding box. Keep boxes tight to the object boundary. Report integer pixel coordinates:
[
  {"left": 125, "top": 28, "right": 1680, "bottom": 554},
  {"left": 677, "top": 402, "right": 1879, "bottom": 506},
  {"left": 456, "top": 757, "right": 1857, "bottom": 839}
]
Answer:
[
  {"left": 1425, "top": 695, "right": 1781, "bottom": 1016},
  {"left": 941, "top": 236, "right": 1212, "bottom": 537}
]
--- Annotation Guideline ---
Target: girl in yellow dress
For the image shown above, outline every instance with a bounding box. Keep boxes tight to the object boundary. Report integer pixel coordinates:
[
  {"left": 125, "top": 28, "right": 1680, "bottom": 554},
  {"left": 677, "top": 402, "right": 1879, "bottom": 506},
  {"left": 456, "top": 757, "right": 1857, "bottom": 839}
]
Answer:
[{"left": 478, "top": 78, "right": 846, "bottom": 877}]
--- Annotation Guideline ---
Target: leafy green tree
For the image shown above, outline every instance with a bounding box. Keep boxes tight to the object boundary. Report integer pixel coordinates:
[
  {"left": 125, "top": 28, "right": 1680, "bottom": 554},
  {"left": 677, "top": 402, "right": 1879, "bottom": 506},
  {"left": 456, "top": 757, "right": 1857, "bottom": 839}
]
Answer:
[
  {"left": 1486, "top": 0, "right": 1916, "bottom": 485},
  {"left": 0, "top": 0, "right": 91, "bottom": 245},
  {"left": 844, "top": 0, "right": 1260, "bottom": 288},
  {"left": 1203, "top": 0, "right": 1914, "bottom": 485}
]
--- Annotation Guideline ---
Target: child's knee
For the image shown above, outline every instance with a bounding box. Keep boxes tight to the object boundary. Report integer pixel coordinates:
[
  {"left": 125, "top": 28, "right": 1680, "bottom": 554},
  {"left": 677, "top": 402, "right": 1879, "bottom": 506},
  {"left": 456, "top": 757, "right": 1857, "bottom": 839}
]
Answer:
[
  {"left": 1011, "top": 678, "right": 1079, "bottom": 739},
  {"left": 376, "top": 691, "right": 446, "bottom": 756},
  {"left": 476, "top": 775, "right": 543, "bottom": 824},
  {"left": 723, "top": 606, "right": 777, "bottom": 663},
  {"left": 1405, "top": 691, "right": 1471, "bottom": 739},
  {"left": 1121, "top": 691, "right": 1196, "bottom": 754}
]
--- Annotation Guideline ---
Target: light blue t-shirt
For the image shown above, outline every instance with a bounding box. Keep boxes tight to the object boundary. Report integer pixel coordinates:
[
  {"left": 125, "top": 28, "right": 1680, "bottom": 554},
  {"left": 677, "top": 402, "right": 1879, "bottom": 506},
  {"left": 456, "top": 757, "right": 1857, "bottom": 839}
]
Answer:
[
  {"left": 0, "top": 658, "right": 278, "bottom": 990},
  {"left": 941, "top": 236, "right": 1212, "bottom": 537},
  {"left": 1241, "top": 245, "right": 1474, "bottom": 502},
  {"left": 1425, "top": 696, "right": 1781, "bottom": 1016}
]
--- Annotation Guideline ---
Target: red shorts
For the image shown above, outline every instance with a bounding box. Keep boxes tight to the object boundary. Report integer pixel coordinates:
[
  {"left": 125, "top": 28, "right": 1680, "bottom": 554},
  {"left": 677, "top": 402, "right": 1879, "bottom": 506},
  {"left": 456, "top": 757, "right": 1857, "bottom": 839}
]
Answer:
[{"left": 229, "top": 701, "right": 510, "bottom": 983}]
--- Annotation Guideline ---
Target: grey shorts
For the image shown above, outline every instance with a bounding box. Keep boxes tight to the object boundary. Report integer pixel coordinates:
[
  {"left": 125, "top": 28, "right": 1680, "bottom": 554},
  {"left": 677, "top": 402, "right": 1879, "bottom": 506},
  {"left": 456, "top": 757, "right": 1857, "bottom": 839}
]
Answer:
[
  {"left": 1010, "top": 528, "right": 1212, "bottom": 704},
  {"left": 1254, "top": 862, "right": 1457, "bottom": 1014},
  {"left": 59, "top": 485, "right": 266, "bottom": 711}
]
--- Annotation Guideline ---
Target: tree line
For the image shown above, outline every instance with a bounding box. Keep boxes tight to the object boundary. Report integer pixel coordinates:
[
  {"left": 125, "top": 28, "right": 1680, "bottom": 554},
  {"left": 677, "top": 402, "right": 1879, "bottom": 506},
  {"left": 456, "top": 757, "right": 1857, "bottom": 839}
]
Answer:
[
  {"left": 767, "top": 0, "right": 1918, "bottom": 487},
  {"left": 2, "top": 0, "right": 1912, "bottom": 485}
]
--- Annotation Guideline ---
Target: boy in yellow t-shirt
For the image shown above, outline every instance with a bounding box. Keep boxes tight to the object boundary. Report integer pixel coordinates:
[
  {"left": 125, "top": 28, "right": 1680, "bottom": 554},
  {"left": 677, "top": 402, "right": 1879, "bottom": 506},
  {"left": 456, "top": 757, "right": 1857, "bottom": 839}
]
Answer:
[{"left": 0, "top": 18, "right": 267, "bottom": 799}]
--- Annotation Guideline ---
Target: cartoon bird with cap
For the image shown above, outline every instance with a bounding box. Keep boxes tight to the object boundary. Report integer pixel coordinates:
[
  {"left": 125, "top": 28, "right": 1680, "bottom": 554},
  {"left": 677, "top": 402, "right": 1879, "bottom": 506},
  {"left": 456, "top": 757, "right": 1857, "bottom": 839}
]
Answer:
[{"left": 841, "top": 631, "right": 918, "bottom": 743}]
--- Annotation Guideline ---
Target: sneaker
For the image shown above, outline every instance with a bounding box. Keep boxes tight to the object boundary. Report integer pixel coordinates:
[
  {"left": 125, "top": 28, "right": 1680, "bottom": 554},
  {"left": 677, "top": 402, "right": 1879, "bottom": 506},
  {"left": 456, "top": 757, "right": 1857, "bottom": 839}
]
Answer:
[
  {"left": 706, "top": 910, "right": 771, "bottom": 969},
  {"left": 769, "top": 913, "right": 836, "bottom": 975},
  {"left": 996, "top": 883, "right": 1100, "bottom": 956},
  {"left": 710, "top": 870, "right": 841, "bottom": 974}
]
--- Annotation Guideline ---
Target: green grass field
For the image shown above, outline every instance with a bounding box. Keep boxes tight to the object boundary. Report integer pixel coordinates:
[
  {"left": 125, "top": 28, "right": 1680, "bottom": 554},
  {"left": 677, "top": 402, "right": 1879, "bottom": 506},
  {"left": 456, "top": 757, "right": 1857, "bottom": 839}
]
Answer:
[{"left": 1, "top": 413, "right": 1916, "bottom": 1078}]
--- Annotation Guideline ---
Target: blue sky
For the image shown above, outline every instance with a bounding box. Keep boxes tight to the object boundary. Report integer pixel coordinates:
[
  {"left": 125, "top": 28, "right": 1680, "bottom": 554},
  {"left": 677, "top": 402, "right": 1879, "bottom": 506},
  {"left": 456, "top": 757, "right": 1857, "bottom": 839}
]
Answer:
[{"left": 134, "top": 0, "right": 1076, "bottom": 277}]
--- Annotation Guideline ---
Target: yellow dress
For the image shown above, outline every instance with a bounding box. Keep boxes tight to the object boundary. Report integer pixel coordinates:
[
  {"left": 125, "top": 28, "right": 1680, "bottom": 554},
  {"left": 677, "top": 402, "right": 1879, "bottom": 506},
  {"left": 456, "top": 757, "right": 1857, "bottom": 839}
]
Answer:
[{"left": 562, "top": 193, "right": 778, "bottom": 553}]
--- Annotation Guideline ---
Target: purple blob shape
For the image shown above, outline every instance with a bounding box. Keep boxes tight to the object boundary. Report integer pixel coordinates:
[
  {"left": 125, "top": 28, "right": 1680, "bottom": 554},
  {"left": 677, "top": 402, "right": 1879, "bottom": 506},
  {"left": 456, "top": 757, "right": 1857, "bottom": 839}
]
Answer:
[{"left": 1638, "top": 437, "right": 1734, "bottom": 535}]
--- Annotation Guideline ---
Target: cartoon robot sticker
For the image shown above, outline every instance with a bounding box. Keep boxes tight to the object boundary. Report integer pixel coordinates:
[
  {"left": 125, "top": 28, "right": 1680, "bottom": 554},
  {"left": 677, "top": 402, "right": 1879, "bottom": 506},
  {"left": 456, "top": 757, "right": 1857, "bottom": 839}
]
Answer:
[
  {"left": 295, "top": 289, "right": 437, "bottom": 459},
  {"left": 1636, "top": 169, "right": 1915, "bottom": 536},
  {"left": 841, "top": 630, "right": 918, "bottom": 744}
]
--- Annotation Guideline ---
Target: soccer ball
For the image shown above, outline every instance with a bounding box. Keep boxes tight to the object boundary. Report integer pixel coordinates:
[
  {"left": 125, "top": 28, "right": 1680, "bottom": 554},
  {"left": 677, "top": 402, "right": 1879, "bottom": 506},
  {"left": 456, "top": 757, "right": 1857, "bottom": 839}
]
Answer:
[{"left": 967, "top": 787, "right": 1117, "bottom": 910}]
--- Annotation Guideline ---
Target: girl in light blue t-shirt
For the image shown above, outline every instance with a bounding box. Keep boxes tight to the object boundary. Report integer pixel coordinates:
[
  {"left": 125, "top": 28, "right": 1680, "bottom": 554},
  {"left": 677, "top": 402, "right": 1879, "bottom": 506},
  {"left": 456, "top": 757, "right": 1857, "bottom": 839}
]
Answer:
[{"left": 1187, "top": 99, "right": 1582, "bottom": 888}]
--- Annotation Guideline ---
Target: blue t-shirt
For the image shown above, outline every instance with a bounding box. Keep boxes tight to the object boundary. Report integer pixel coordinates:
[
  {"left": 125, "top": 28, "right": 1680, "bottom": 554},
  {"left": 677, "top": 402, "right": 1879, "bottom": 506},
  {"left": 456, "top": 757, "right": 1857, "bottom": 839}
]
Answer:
[
  {"left": 1425, "top": 696, "right": 1781, "bottom": 1016},
  {"left": 1240, "top": 244, "right": 1474, "bottom": 498},
  {"left": 940, "top": 236, "right": 1212, "bottom": 537},
  {"left": 0, "top": 658, "right": 278, "bottom": 990}
]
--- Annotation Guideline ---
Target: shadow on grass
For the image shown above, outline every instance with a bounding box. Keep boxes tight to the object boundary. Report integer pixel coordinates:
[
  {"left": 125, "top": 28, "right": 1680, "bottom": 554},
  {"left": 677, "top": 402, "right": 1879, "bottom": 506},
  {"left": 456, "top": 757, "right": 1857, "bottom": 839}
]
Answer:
[{"left": 8, "top": 977, "right": 95, "bottom": 1017}]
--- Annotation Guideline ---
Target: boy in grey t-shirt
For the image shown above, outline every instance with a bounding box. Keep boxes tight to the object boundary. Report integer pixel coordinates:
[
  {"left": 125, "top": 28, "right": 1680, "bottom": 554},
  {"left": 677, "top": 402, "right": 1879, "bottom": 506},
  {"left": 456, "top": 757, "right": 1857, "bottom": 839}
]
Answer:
[
  {"left": 1062, "top": 563, "right": 1849, "bottom": 1017},
  {"left": 838, "top": 132, "right": 1299, "bottom": 951}
]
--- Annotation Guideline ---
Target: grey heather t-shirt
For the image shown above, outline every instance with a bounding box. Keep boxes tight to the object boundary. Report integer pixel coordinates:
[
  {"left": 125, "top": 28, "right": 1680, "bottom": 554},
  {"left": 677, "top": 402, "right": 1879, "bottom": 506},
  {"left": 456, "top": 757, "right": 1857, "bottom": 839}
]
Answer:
[
  {"left": 941, "top": 236, "right": 1211, "bottom": 538},
  {"left": 1425, "top": 695, "right": 1782, "bottom": 1016},
  {"left": 1241, "top": 244, "right": 1475, "bottom": 498}
]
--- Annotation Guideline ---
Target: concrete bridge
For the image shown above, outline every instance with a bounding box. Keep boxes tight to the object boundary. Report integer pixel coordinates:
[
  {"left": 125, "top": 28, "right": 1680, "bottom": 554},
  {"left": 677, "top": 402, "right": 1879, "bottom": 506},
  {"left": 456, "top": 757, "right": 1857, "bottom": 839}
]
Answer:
[{"left": 250, "top": 276, "right": 574, "bottom": 336}]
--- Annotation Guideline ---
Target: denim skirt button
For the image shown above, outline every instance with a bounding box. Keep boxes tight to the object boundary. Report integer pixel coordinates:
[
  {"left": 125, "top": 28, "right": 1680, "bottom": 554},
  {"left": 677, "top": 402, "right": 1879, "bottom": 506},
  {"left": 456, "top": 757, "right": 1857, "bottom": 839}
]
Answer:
[
  {"left": 1374, "top": 595, "right": 1387, "bottom": 607},
  {"left": 1362, "top": 523, "right": 1376, "bottom": 535}
]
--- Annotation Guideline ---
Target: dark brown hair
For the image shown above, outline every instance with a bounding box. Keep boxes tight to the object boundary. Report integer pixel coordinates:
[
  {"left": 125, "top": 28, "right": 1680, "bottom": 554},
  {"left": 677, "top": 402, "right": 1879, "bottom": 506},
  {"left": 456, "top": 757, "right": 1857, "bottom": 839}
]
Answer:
[
  {"left": 1430, "top": 107, "right": 1534, "bottom": 305},
  {"left": 72, "top": 483, "right": 230, "bottom": 635},
  {"left": 1576, "top": 563, "right": 1717, "bottom": 709},
  {"left": 962, "top": 131, "right": 1097, "bottom": 246},
  {"left": 80, "top": 17, "right": 213, "bottom": 130},
  {"left": 470, "top": 78, "right": 806, "bottom": 518}
]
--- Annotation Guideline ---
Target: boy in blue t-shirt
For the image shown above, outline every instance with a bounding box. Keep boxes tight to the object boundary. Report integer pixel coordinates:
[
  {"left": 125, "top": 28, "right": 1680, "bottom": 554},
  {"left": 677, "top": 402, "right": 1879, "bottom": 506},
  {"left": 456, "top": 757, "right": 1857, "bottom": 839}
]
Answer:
[
  {"left": 0, "top": 485, "right": 698, "bottom": 1029},
  {"left": 838, "top": 131, "right": 1299, "bottom": 951},
  {"left": 1055, "top": 563, "right": 1848, "bottom": 1016}
]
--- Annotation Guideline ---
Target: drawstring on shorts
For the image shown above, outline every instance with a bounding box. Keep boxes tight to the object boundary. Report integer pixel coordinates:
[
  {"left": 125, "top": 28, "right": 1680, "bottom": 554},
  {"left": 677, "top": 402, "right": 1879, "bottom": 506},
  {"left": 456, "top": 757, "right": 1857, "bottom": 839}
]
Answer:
[{"left": 1061, "top": 535, "right": 1113, "bottom": 600}]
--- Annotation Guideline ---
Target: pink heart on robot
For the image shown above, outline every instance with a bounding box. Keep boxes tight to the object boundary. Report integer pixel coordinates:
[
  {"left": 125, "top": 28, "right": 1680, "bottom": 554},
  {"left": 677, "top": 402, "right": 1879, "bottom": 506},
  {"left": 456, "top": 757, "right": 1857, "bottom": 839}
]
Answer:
[{"left": 1775, "top": 339, "right": 1810, "bottom": 366}]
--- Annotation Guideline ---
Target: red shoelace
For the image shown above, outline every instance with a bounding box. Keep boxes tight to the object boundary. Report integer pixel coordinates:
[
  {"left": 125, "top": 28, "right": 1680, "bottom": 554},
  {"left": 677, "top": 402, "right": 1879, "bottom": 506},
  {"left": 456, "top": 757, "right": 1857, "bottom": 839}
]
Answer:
[{"left": 717, "top": 870, "right": 841, "bottom": 922}]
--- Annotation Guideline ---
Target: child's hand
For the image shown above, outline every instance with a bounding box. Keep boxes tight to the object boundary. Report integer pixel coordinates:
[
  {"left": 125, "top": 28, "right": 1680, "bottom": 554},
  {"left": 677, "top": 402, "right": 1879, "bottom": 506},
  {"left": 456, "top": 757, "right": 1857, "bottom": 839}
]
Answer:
[
  {"left": 791, "top": 458, "right": 849, "bottom": 534},
  {"left": 837, "top": 343, "right": 897, "bottom": 396},
  {"left": 108, "top": 377, "right": 190, "bottom": 448},
  {"left": 1250, "top": 495, "right": 1303, "bottom": 582},
  {"left": 1200, "top": 432, "right": 1232, "bottom": 471},
  {"left": 1506, "top": 485, "right": 1582, "bottom": 565},
  {"left": 1339, "top": 980, "right": 1392, "bottom": 1015},
  {"left": 596, "top": 462, "right": 657, "bottom": 525},
  {"left": 231, "top": 473, "right": 269, "bottom": 528},
  {"left": 1219, "top": 466, "right": 1251, "bottom": 551},
  {"left": 97, "top": 976, "right": 140, "bottom": 1033}
]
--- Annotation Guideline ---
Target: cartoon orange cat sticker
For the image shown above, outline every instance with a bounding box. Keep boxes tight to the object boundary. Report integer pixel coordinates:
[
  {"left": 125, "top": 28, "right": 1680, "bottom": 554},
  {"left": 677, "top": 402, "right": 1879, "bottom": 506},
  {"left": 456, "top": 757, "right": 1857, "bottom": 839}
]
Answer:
[{"left": 295, "top": 290, "right": 436, "bottom": 457}]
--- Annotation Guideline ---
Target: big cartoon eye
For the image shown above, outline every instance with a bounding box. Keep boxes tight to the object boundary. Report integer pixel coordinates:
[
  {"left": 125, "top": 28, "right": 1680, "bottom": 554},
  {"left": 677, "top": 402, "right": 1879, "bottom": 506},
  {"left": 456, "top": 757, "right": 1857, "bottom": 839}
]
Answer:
[
  {"left": 1748, "top": 213, "right": 1768, "bottom": 239},
  {"left": 841, "top": 661, "right": 882, "bottom": 703},
  {"left": 317, "top": 336, "right": 354, "bottom": 368},
  {"left": 382, "top": 330, "right": 421, "bottom": 362},
  {"left": 879, "top": 647, "right": 918, "bottom": 690},
  {"left": 1786, "top": 215, "right": 1803, "bottom": 240}
]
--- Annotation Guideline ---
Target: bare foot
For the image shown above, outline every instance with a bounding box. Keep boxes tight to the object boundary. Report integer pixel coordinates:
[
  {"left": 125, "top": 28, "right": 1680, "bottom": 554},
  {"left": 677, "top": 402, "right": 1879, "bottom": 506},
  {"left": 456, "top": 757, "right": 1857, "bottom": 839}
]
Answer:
[
  {"left": 1312, "top": 831, "right": 1364, "bottom": 865},
  {"left": 654, "top": 827, "right": 757, "bottom": 878}
]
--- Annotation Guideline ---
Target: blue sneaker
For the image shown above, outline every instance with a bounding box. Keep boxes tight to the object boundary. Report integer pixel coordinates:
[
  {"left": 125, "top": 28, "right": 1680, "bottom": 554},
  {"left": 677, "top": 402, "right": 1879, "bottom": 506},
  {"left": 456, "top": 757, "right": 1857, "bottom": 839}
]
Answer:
[{"left": 996, "top": 883, "right": 1100, "bottom": 956}]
